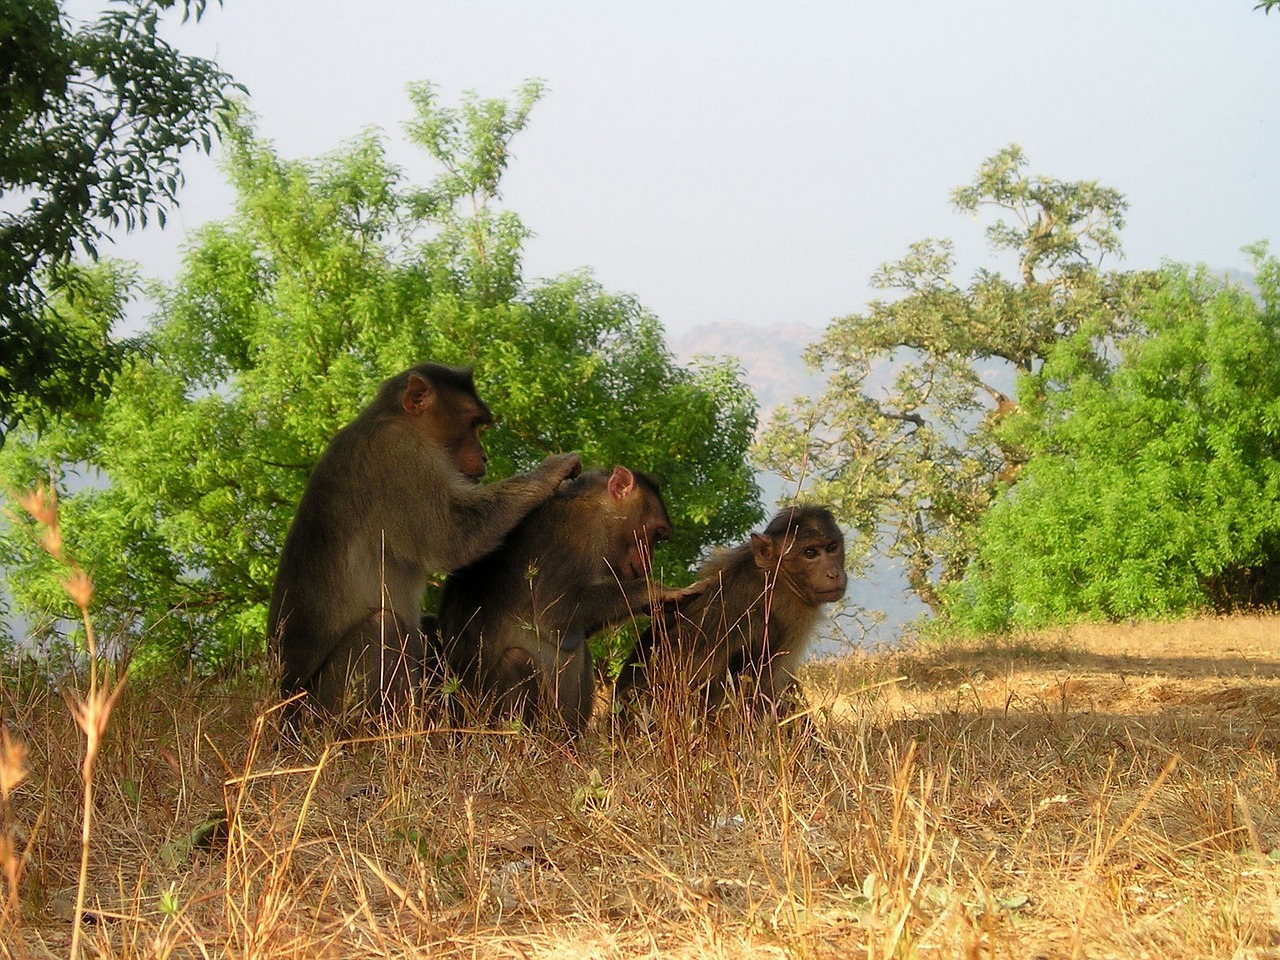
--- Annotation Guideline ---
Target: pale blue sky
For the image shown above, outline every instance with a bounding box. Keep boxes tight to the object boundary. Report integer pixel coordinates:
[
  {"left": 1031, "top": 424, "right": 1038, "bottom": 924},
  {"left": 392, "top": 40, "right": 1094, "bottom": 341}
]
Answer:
[{"left": 81, "top": 0, "right": 1278, "bottom": 337}]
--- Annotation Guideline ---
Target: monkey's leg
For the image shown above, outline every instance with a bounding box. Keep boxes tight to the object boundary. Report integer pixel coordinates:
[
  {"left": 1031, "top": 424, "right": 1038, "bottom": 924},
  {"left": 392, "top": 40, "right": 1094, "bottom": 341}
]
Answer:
[
  {"left": 750, "top": 644, "right": 804, "bottom": 715},
  {"left": 614, "top": 623, "right": 660, "bottom": 697},
  {"left": 311, "top": 610, "right": 425, "bottom": 716},
  {"left": 551, "top": 645, "right": 595, "bottom": 735},
  {"left": 420, "top": 614, "right": 440, "bottom": 650},
  {"left": 487, "top": 645, "right": 540, "bottom": 727}
]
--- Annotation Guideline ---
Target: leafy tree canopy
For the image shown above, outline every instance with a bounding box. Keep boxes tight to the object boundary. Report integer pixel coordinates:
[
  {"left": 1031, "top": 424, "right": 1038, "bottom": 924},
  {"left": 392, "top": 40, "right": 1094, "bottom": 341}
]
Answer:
[
  {"left": 0, "top": 83, "right": 762, "bottom": 671},
  {"left": 757, "top": 145, "right": 1153, "bottom": 612},
  {"left": 0, "top": 0, "right": 237, "bottom": 442},
  {"left": 949, "top": 246, "right": 1280, "bottom": 631}
]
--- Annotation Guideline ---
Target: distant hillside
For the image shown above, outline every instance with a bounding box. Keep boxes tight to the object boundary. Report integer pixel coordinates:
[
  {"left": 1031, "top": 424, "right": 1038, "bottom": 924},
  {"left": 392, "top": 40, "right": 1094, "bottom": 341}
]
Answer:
[
  {"left": 1219, "top": 267, "right": 1261, "bottom": 299},
  {"left": 670, "top": 321, "right": 826, "bottom": 420}
]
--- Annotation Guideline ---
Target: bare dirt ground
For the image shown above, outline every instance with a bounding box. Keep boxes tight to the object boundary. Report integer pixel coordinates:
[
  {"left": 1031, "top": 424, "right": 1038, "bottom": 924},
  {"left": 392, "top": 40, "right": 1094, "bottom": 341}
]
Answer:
[{"left": 799, "top": 613, "right": 1280, "bottom": 958}]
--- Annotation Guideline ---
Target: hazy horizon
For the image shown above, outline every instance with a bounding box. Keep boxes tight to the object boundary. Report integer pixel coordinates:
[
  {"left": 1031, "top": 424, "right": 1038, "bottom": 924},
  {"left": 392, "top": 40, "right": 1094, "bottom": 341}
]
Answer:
[{"left": 67, "top": 1, "right": 1277, "bottom": 340}]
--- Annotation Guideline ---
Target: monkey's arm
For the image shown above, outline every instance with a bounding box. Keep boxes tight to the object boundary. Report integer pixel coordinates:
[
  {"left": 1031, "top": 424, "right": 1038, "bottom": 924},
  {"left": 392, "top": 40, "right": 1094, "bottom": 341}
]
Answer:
[
  {"left": 434, "top": 453, "right": 581, "bottom": 570},
  {"left": 558, "top": 578, "right": 713, "bottom": 655},
  {"left": 565, "top": 572, "right": 705, "bottom": 633}
]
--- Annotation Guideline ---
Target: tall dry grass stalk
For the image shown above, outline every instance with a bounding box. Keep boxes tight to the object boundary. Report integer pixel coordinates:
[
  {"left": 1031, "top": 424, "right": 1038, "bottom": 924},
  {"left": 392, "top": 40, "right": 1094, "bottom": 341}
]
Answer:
[
  {"left": 11, "top": 483, "right": 127, "bottom": 959},
  {"left": 0, "top": 729, "right": 30, "bottom": 933}
]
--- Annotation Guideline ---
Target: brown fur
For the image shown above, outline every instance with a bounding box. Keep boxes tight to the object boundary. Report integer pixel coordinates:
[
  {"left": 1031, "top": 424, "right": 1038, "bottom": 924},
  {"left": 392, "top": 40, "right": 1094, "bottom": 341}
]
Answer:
[
  {"left": 268, "top": 362, "right": 581, "bottom": 717},
  {"left": 618, "top": 505, "right": 847, "bottom": 713},
  {"left": 438, "top": 466, "right": 674, "bottom": 734}
]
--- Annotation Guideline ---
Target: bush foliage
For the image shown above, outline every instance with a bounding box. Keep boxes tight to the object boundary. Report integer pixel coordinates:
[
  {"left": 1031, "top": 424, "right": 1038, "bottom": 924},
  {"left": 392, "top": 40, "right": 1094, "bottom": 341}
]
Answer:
[
  {"left": 759, "top": 145, "right": 1279, "bottom": 631},
  {"left": 0, "top": 85, "right": 762, "bottom": 670},
  {"left": 0, "top": 0, "right": 237, "bottom": 439},
  {"left": 949, "top": 247, "right": 1280, "bottom": 630}
]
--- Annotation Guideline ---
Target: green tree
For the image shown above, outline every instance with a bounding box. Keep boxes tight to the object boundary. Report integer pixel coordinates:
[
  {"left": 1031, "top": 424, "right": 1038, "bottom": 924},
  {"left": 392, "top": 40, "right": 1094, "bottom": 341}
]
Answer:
[
  {"left": 949, "top": 247, "right": 1280, "bottom": 631},
  {"left": 756, "top": 146, "right": 1152, "bottom": 611},
  {"left": 0, "top": 0, "right": 237, "bottom": 443},
  {"left": 0, "top": 85, "right": 761, "bottom": 671}
]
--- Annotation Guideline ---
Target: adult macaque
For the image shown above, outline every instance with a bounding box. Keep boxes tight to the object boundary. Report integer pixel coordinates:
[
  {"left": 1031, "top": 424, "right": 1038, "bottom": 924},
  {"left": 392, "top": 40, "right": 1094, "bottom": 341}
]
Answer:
[
  {"left": 437, "top": 466, "right": 675, "bottom": 734},
  {"left": 268, "top": 362, "right": 581, "bottom": 717},
  {"left": 618, "top": 505, "right": 846, "bottom": 713}
]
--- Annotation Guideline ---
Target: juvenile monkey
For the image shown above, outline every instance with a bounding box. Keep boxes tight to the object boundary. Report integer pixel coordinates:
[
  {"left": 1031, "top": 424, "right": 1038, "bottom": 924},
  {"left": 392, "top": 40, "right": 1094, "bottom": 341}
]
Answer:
[
  {"left": 268, "top": 362, "right": 581, "bottom": 717},
  {"left": 618, "top": 505, "right": 846, "bottom": 713},
  {"left": 438, "top": 466, "right": 675, "bottom": 734}
]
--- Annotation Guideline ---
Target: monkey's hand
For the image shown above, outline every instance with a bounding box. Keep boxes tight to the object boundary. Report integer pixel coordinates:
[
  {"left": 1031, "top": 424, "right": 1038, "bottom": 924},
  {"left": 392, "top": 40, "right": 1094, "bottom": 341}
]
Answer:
[
  {"left": 535, "top": 452, "right": 582, "bottom": 488},
  {"left": 652, "top": 580, "right": 711, "bottom": 607}
]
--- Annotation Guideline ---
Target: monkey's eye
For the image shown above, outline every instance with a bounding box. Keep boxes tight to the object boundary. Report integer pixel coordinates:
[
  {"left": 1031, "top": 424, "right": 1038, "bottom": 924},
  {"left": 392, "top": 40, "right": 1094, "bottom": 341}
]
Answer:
[{"left": 802, "top": 547, "right": 820, "bottom": 559}]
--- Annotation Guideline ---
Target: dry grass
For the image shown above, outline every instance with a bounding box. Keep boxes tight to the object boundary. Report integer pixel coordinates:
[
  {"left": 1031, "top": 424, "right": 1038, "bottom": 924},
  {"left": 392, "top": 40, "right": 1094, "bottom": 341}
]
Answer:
[{"left": 0, "top": 611, "right": 1276, "bottom": 959}]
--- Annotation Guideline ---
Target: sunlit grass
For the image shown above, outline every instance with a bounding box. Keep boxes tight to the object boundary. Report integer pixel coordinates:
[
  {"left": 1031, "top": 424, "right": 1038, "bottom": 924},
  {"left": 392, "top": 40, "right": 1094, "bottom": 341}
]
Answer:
[{"left": 1, "top": 517, "right": 1278, "bottom": 960}]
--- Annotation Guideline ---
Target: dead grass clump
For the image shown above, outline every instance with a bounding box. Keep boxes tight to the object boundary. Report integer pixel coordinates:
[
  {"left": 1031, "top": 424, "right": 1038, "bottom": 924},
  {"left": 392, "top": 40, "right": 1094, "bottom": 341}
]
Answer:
[{"left": 2, "top": 587, "right": 1280, "bottom": 956}]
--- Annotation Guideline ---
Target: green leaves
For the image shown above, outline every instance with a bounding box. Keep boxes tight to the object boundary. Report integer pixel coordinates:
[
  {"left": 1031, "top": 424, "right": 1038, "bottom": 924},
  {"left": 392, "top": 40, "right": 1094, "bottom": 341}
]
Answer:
[
  {"left": 951, "top": 144, "right": 1127, "bottom": 286},
  {"left": 405, "top": 79, "right": 545, "bottom": 205},
  {"left": 404, "top": 80, "right": 545, "bottom": 307},
  {"left": 951, "top": 249, "right": 1280, "bottom": 631},
  {"left": 0, "top": 86, "right": 761, "bottom": 670},
  {"left": 757, "top": 147, "right": 1147, "bottom": 614},
  {"left": 759, "top": 142, "right": 1277, "bottom": 630},
  {"left": 1, "top": 0, "right": 240, "bottom": 442}
]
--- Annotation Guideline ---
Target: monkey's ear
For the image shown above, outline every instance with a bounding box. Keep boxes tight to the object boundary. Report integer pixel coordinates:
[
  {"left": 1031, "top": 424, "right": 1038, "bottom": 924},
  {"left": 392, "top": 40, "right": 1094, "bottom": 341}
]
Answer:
[
  {"left": 402, "top": 374, "right": 436, "bottom": 415},
  {"left": 751, "top": 532, "right": 778, "bottom": 570},
  {"left": 607, "top": 466, "right": 636, "bottom": 501}
]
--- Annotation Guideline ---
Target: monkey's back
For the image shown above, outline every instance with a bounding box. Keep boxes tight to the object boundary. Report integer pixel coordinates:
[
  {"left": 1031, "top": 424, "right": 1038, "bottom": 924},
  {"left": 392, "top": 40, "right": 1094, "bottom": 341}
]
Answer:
[
  {"left": 272, "top": 411, "right": 442, "bottom": 691},
  {"left": 435, "top": 480, "right": 593, "bottom": 678}
]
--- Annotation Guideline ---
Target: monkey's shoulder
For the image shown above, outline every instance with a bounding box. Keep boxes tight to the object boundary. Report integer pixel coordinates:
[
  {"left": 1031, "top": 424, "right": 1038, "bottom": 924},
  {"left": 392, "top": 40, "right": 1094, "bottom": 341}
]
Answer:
[{"left": 695, "top": 542, "right": 761, "bottom": 581}]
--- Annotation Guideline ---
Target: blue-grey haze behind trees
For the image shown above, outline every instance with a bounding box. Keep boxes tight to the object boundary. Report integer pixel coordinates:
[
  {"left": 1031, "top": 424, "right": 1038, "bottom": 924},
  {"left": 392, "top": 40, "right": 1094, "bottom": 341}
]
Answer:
[{"left": 2, "top": 2, "right": 1279, "bottom": 671}]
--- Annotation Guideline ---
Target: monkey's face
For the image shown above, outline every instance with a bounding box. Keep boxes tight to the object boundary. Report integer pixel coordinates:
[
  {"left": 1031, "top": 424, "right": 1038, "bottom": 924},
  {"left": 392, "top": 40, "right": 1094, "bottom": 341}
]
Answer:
[
  {"left": 620, "top": 507, "right": 673, "bottom": 579},
  {"left": 784, "top": 529, "right": 848, "bottom": 605},
  {"left": 600, "top": 465, "right": 673, "bottom": 579},
  {"left": 441, "top": 393, "right": 493, "bottom": 481},
  {"left": 753, "top": 508, "right": 848, "bottom": 607},
  {"left": 452, "top": 428, "right": 489, "bottom": 481},
  {"left": 402, "top": 372, "right": 494, "bottom": 481}
]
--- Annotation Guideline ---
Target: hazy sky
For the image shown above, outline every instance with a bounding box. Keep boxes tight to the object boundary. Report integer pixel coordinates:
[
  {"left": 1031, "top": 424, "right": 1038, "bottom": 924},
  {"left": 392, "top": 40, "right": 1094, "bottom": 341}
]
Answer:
[{"left": 84, "top": 1, "right": 1278, "bottom": 339}]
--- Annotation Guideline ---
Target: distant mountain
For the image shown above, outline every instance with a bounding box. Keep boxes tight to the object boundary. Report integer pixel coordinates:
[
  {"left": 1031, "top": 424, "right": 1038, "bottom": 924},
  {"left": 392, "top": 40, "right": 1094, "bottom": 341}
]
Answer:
[
  {"left": 669, "top": 321, "right": 826, "bottom": 421},
  {"left": 1219, "top": 267, "right": 1261, "bottom": 300}
]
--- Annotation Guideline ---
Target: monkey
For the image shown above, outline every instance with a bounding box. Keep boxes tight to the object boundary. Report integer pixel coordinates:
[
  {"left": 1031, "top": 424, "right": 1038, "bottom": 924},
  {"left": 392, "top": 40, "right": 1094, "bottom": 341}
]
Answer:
[
  {"left": 436, "top": 465, "right": 676, "bottom": 735},
  {"left": 267, "top": 362, "right": 582, "bottom": 718},
  {"left": 617, "top": 505, "right": 847, "bottom": 715}
]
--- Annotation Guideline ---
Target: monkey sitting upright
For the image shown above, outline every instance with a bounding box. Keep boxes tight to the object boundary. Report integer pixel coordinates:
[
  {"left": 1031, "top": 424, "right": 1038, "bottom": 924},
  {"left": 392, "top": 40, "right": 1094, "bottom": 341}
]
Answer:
[
  {"left": 268, "top": 362, "right": 581, "bottom": 719},
  {"left": 617, "top": 505, "right": 847, "bottom": 715},
  {"left": 437, "top": 466, "right": 679, "bottom": 735}
]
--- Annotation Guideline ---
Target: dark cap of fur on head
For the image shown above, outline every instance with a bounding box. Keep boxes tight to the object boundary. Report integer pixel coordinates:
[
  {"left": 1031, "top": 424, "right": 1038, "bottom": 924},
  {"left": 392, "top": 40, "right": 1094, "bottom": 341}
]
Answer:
[
  {"left": 408, "top": 362, "right": 478, "bottom": 394},
  {"left": 765, "top": 505, "right": 838, "bottom": 541}
]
